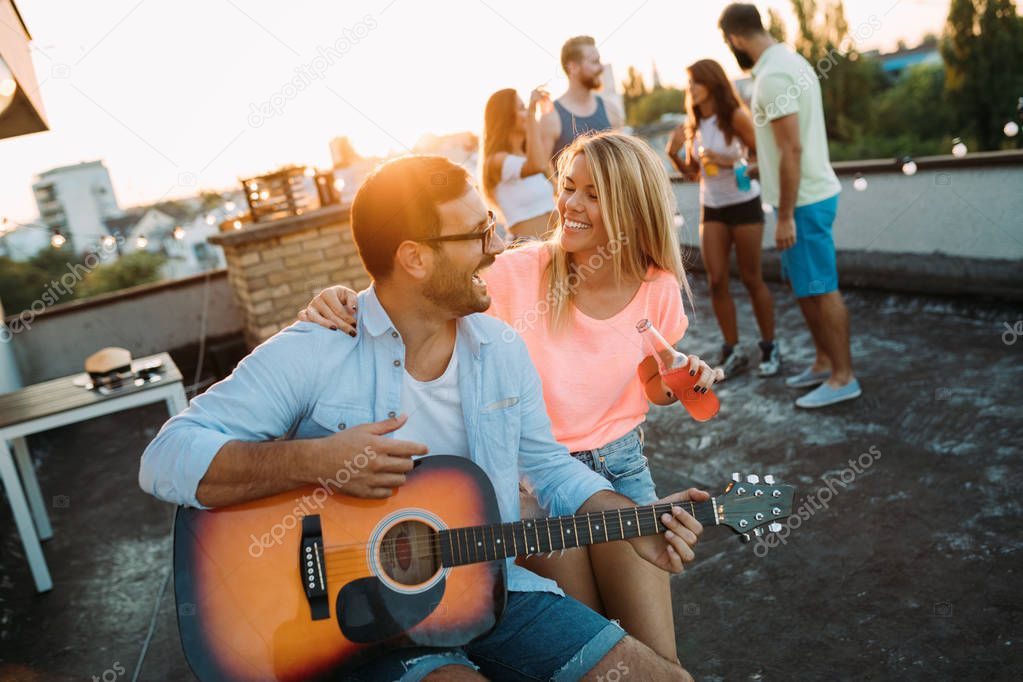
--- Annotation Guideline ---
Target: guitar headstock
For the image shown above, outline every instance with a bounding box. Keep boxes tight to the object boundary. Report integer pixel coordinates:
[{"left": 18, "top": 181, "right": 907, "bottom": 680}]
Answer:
[{"left": 717, "top": 473, "right": 796, "bottom": 544}]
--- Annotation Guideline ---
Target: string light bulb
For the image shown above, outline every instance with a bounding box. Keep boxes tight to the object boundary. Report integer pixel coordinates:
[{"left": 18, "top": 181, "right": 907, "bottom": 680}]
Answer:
[
  {"left": 951, "top": 138, "right": 967, "bottom": 158},
  {"left": 900, "top": 157, "right": 917, "bottom": 176},
  {"left": 172, "top": 225, "right": 186, "bottom": 240},
  {"left": 51, "top": 233, "right": 66, "bottom": 248},
  {"left": 136, "top": 235, "right": 148, "bottom": 249},
  {"left": 853, "top": 173, "right": 868, "bottom": 191},
  {"left": 1005, "top": 121, "right": 1020, "bottom": 138}
]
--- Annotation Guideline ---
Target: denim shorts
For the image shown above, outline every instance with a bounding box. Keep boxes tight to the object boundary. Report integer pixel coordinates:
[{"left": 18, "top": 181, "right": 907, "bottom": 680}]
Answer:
[
  {"left": 345, "top": 590, "right": 626, "bottom": 681},
  {"left": 570, "top": 427, "right": 658, "bottom": 505},
  {"left": 779, "top": 193, "right": 840, "bottom": 298}
]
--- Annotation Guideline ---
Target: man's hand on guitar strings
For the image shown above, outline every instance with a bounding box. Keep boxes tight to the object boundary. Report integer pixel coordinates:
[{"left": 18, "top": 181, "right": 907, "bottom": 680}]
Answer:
[{"left": 629, "top": 487, "right": 708, "bottom": 574}]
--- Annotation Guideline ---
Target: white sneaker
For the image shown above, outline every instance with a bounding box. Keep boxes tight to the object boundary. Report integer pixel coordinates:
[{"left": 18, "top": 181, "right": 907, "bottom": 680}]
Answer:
[
  {"left": 718, "top": 346, "right": 750, "bottom": 380},
  {"left": 758, "top": 342, "right": 781, "bottom": 377}
]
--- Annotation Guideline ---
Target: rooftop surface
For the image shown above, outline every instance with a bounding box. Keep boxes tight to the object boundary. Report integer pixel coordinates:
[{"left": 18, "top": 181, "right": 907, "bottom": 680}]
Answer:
[{"left": 0, "top": 279, "right": 1020, "bottom": 680}]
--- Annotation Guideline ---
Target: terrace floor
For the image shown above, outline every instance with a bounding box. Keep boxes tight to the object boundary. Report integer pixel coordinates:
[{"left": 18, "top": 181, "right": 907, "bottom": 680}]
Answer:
[{"left": 0, "top": 279, "right": 1020, "bottom": 681}]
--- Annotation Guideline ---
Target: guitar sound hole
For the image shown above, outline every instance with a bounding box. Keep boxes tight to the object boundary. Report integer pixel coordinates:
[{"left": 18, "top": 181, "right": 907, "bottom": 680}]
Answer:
[{"left": 379, "top": 521, "right": 440, "bottom": 586}]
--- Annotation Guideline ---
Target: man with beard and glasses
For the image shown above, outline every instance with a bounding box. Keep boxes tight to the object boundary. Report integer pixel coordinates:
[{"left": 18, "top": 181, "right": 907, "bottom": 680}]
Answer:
[
  {"left": 718, "top": 3, "right": 860, "bottom": 409},
  {"left": 139, "top": 155, "right": 704, "bottom": 681},
  {"left": 541, "top": 35, "right": 624, "bottom": 171}
]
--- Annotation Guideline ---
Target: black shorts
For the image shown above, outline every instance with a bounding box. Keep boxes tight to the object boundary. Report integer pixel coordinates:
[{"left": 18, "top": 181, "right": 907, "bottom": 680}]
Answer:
[{"left": 702, "top": 195, "right": 765, "bottom": 226}]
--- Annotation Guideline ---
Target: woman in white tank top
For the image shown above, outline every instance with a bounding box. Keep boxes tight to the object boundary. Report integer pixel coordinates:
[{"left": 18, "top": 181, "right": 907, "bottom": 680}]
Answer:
[
  {"left": 667, "top": 59, "right": 781, "bottom": 381},
  {"left": 480, "top": 88, "right": 556, "bottom": 241}
]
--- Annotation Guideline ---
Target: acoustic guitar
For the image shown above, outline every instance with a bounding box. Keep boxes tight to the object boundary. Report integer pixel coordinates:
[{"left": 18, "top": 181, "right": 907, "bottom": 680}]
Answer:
[{"left": 174, "top": 455, "right": 795, "bottom": 680}]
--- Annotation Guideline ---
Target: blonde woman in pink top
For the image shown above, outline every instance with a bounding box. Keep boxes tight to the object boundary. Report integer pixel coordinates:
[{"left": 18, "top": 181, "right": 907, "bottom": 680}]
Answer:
[{"left": 300, "top": 132, "right": 723, "bottom": 664}]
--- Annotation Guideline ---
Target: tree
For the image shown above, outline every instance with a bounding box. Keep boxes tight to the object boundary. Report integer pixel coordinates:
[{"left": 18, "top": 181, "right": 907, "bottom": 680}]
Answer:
[
  {"left": 626, "top": 88, "right": 685, "bottom": 127},
  {"left": 622, "top": 66, "right": 649, "bottom": 123},
  {"left": 942, "top": 0, "right": 1023, "bottom": 150},
  {"left": 767, "top": 7, "right": 788, "bottom": 43},
  {"left": 76, "top": 252, "right": 166, "bottom": 299},
  {"left": 0, "top": 257, "right": 50, "bottom": 315},
  {"left": 789, "top": 0, "right": 881, "bottom": 142}
]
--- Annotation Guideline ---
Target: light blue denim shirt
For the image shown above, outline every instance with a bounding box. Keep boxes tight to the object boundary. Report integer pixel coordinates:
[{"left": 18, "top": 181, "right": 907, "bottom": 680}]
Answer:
[{"left": 139, "top": 285, "right": 614, "bottom": 595}]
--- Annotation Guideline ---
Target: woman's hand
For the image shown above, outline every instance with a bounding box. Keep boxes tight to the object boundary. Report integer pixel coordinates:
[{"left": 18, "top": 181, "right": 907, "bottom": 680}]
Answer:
[
  {"left": 297, "top": 285, "right": 359, "bottom": 336},
  {"left": 666, "top": 125, "right": 687, "bottom": 157},
  {"left": 529, "top": 88, "right": 552, "bottom": 116},
  {"left": 661, "top": 354, "right": 724, "bottom": 398},
  {"left": 699, "top": 148, "right": 734, "bottom": 169}
]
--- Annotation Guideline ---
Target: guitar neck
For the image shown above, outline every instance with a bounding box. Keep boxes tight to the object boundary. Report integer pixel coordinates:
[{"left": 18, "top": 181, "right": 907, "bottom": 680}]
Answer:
[{"left": 438, "top": 501, "right": 717, "bottom": 567}]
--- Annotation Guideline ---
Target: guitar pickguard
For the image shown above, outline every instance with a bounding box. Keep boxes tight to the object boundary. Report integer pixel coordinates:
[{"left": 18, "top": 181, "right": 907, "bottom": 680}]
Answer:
[{"left": 336, "top": 575, "right": 447, "bottom": 644}]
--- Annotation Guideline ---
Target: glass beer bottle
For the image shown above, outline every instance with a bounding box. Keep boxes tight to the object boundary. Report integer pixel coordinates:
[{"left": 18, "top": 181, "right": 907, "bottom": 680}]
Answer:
[{"left": 636, "top": 319, "right": 720, "bottom": 422}]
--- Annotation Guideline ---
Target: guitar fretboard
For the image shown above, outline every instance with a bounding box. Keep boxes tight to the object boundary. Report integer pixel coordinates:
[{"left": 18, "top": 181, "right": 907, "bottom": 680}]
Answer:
[{"left": 438, "top": 501, "right": 716, "bottom": 567}]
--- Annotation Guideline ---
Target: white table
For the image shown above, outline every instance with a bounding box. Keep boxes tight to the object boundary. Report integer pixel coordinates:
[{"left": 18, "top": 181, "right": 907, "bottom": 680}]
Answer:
[{"left": 0, "top": 352, "right": 187, "bottom": 592}]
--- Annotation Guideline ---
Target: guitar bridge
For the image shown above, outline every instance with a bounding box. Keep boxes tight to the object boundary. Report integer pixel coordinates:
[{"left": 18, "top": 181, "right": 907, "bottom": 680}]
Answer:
[{"left": 301, "top": 515, "right": 330, "bottom": 620}]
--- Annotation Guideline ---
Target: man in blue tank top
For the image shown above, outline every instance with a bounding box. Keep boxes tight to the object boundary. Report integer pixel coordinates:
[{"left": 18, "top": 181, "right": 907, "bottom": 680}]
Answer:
[{"left": 541, "top": 36, "right": 624, "bottom": 172}]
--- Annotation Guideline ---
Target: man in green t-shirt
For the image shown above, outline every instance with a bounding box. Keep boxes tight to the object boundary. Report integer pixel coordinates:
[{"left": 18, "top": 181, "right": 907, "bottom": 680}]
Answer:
[{"left": 717, "top": 3, "right": 861, "bottom": 409}]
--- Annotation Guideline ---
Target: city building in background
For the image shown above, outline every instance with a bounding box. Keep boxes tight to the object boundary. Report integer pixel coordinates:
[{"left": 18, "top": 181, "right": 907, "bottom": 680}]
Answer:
[{"left": 31, "top": 160, "right": 122, "bottom": 253}]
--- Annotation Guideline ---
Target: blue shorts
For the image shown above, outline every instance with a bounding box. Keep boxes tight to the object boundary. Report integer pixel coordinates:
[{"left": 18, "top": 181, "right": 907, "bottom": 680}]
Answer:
[
  {"left": 570, "top": 427, "right": 658, "bottom": 505},
  {"left": 346, "top": 590, "right": 626, "bottom": 681},
  {"left": 779, "top": 193, "right": 840, "bottom": 298}
]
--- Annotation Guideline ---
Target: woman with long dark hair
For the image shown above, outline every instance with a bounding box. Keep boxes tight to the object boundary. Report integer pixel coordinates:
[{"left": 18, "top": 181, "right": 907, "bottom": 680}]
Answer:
[
  {"left": 480, "top": 88, "right": 556, "bottom": 241},
  {"left": 667, "top": 59, "right": 780, "bottom": 378}
]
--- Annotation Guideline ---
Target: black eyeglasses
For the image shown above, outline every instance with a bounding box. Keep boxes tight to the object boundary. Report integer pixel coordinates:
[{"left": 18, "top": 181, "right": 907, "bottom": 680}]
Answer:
[{"left": 420, "top": 211, "right": 498, "bottom": 253}]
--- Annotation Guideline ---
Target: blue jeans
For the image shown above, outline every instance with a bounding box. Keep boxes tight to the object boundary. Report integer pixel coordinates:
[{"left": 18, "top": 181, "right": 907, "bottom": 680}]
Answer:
[
  {"left": 570, "top": 427, "right": 659, "bottom": 505},
  {"left": 346, "top": 591, "right": 626, "bottom": 681}
]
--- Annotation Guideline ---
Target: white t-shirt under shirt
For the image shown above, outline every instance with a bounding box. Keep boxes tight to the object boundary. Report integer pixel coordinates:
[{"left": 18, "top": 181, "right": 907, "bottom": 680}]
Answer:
[
  {"left": 392, "top": 344, "right": 470, "bottom": 457},
  {"left": 695, "top": 113, "right": 761, "bottom": 209},
  {"left": 494, "top": 155, "right": 555, "bottom": 229}
]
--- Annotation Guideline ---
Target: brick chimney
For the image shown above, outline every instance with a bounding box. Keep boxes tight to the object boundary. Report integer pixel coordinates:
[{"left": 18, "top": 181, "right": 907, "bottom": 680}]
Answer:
[{"left": 209, "top": 204, "right": 370, "bottom": 346}]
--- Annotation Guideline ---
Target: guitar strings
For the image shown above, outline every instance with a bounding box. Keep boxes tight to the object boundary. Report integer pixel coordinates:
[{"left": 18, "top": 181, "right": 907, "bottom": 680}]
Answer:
[
  {"left": 319, "top": 511, "right": 776, "bottom": 570},
  {"left": 317, "top": 505, "right": 712, "bottom": 556},
  {"left": 316, "top": 502, "right": 716, "bottom": 553},
  {"left": 318, "top": 509, "right": 771, "bottom": 560},
  {"left": 312, "top": 495, "right": 782, "bottom": 556},
  {"left": 319, "top": 515, "right": 769, "bottom": 580}
]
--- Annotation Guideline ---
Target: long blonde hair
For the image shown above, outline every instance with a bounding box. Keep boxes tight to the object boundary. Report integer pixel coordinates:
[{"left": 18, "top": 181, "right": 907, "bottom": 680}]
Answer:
[{"left": 544, "top": 131, "right": 691, "bottom": 332}]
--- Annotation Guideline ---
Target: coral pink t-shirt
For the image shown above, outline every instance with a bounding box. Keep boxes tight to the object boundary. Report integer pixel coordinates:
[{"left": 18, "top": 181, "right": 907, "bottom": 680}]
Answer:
[{"left": 484, "top": 243, "right": 688, "bottom": 452}]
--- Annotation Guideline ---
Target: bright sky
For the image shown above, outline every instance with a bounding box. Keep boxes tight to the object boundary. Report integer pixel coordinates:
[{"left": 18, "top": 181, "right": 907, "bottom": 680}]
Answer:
[{"left": 2, "top": 0, "right": 950, "bottom": 221}]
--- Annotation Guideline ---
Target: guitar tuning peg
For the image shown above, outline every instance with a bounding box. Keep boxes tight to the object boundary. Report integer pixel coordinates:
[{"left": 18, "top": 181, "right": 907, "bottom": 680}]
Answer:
[
  {"left": 731, "top": 472, "right": 741, "bottom": 482},
  {"left": 763, "top": 474, "right": 775, "bottom": 484},
  {"left": 753, "top": 527, "right": 764, "bottom": 537},
  {"left": 738, "top": 533, "right": 751, "bottom": 544},
  {"left": 746, "top": 474, "right": 760, "bottom": 484},
  {"left": 768, "top": 522, "right": 783, "bottom": 532}
]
